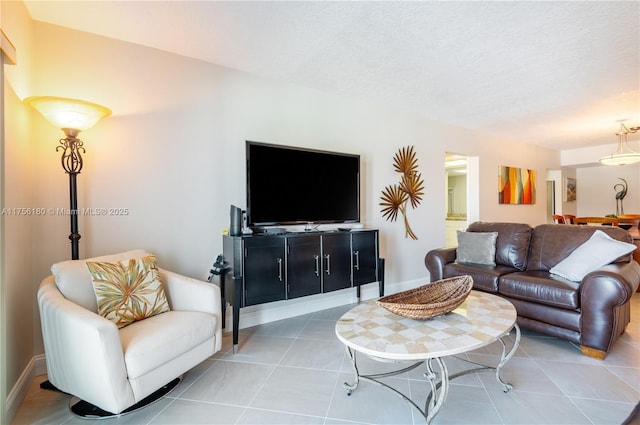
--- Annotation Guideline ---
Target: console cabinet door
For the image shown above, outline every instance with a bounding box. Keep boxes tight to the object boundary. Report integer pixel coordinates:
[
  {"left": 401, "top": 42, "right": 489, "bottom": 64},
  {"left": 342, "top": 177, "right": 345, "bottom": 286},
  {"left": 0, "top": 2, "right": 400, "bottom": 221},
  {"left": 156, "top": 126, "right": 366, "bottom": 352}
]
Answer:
[
  {"left": 322, "top": 233, "right": 352, "bottom": 292},
  {"left": 243, "top": 237, "right": 286, "bottom": 306},
  {"left": 352, "top": 231, "right": 379, "bottom": 286},
  {"left": 287, "top": 235, "right": 322, "bottom": 299}
]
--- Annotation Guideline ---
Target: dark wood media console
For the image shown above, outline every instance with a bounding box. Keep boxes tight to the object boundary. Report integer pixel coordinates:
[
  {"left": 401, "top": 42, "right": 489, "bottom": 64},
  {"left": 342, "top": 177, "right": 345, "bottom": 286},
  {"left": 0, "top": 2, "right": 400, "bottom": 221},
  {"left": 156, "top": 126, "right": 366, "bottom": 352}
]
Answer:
[{"left": 222, "top": 229, "right": 384, "bottom": 352}]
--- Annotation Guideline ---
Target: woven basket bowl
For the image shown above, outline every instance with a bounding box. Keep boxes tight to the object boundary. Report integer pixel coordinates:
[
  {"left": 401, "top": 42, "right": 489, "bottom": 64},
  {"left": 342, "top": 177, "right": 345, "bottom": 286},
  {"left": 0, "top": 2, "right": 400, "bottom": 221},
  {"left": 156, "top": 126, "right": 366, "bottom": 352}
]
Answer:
[{"left": 377, "top": 275, "right": 473, "bottom": 320}]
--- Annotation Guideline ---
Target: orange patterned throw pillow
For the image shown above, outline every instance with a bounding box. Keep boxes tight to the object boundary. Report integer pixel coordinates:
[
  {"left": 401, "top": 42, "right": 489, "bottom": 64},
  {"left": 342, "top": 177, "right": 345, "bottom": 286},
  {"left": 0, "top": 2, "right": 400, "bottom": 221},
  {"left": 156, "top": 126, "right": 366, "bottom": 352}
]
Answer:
[{"left": 87, "top": 255, "right": 170, "bottom": 328}]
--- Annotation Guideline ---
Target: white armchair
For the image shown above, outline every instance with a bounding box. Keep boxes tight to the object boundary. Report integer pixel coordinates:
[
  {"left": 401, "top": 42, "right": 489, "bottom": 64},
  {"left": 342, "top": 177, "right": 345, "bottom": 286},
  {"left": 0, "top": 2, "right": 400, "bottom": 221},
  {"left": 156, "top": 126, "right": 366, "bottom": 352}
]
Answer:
[{"left": 38, "top": 249, "right": 222, "bottom": 416}]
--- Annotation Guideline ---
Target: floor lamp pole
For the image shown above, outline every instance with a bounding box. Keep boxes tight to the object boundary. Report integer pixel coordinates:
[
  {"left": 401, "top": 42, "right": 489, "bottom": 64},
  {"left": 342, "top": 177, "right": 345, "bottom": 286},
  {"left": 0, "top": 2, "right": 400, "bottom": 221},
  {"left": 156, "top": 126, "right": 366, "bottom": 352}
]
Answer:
[
  {"left": 59, "top": 130, "right": 84, "bottom": 260},
  {"left": 68, "top": 171, "right": 80, "bottom": 260}
]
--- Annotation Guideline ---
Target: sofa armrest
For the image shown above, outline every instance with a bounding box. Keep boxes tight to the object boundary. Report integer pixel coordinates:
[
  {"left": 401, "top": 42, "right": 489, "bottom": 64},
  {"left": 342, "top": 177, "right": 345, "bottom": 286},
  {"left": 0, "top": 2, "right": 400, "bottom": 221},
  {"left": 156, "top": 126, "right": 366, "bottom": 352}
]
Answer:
[
  {"left": 38, "top": 276, "right": 135, "bottom": 413},
  {"left": 580, "top": 260, "right": 640, "bottom": 355},
  {"left": 425, "top": 247, "right": 457, "bottom": 281}
]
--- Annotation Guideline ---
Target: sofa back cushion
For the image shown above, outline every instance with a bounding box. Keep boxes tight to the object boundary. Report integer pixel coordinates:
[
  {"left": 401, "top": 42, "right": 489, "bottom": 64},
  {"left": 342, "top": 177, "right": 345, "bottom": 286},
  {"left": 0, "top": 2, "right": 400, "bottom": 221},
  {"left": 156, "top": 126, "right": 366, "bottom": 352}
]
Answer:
[
  {"left": 466, "top": 222, "right": 532, "bottom": 270},
  {"left": 527, "top": 224, "right": 634, "bottom": 271}
]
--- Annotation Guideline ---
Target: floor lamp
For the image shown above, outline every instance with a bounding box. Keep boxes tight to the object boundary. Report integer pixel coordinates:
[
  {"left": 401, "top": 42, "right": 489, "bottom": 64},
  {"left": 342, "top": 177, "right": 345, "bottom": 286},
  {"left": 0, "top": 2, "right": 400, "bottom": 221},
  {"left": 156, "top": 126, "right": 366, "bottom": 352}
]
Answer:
[{"left": 25, "top": 96, "right": 111, "bottom": 260}]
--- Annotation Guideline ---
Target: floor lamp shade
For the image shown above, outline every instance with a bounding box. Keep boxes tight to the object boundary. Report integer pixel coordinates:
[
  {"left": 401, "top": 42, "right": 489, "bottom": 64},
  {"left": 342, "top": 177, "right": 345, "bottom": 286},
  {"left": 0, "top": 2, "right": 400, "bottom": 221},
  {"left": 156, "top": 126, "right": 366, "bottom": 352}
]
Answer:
[
  {"left": 24, "top": 96, "right": 111, "bottom": 260},
  {"left": 24, "top": 96, "right": 111, "bottom": 132}
]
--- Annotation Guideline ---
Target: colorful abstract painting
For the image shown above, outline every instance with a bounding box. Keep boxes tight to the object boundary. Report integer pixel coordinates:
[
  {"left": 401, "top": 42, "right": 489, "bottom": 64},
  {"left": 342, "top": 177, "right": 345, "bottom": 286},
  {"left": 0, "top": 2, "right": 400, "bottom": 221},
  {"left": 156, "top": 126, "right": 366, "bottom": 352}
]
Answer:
[{"left": 498, "top": 166, "right": 536, "bottom": 204}]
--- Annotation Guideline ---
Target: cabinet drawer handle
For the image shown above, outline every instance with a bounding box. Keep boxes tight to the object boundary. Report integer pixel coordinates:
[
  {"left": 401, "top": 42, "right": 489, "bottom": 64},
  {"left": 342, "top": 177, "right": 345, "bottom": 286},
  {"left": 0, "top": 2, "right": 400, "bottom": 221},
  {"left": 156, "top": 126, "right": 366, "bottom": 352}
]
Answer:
[
  {"left": 324, "top": 254, "right": 331, "bottom": 275},
  {"left": 277, "top": 258, "right": 283, "bottom": 282},
  {"left": 354, "top": 250, "right": 360, "bottom": 270},
  {"left": 314, "top": 255, "right": 320, "bottom": 276}
]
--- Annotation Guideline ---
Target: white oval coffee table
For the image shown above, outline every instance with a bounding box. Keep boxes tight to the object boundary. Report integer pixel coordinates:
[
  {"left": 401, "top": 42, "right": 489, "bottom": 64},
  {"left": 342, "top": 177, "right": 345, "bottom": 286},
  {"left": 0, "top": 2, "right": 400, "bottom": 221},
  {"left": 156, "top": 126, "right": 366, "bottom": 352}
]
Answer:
[{"left": 335, "top": 290, "right": 520, "bottom": 424}]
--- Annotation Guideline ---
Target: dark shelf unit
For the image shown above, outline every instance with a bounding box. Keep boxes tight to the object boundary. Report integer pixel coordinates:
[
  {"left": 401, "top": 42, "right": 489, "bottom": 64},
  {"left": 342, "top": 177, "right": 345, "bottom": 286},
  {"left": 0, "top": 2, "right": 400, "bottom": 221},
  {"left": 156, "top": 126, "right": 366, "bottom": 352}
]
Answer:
[{"left": 222, "top": 229, "right": 384, "bottom": 351}]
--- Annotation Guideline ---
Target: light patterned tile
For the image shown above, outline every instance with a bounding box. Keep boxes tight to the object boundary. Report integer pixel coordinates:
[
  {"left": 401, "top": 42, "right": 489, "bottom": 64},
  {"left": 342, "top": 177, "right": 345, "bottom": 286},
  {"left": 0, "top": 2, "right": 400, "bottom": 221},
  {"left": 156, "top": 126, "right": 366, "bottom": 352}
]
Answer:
[
  {"left": 148, "top": 399, "right": 244, "bottom": 424},
  {"left": 409, "top": 382, "right": 503, "bottom": 425},
  {"left": 570, "top": 398, "right": 637, "bottom": 425},
  {"left": 486, "top": 390, "right": 590, "bottom": 424},
  {"left": 250, "top": 315, "right": 311, "bottom": 338},
  {"left": 474, "top": 355, "right": 563, "bottom": 395},
  {"left": 279, "top": 338, "right": 346, "bottom": 371},
  {"left": 237, "top": 408, "right": 324, "bottom": 424},
  {"left": 178, "top": 361, "right": 274, "bottom": 406},
  {"left": 12, "top": 294, "right": 640, "bottom": 425},
  {"left": 535, "top": 360, "right": 639, "bottom": 403},
  {"left": 250, "top": 366, "right": 338, "bottom": 416},
  {"left": 302, "top": 318, "right": 344, "bottom": 341},
  {"left": 221, "top": 334, "right": 295, "bottom": 364},
  {"left": 606, "top": 365, "right": 640, "bottom": 391},
  {"left": 327, "top": 372, "right": 414, "bottom": 425}
]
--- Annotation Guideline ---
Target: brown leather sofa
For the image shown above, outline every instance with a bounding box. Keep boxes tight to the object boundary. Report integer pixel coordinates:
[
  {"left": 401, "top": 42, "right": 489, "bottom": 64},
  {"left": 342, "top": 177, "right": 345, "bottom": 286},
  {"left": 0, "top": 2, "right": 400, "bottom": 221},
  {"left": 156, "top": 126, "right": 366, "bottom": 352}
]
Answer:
[{"left": 425, "top": 222, "right": 640, "bottom": 359}]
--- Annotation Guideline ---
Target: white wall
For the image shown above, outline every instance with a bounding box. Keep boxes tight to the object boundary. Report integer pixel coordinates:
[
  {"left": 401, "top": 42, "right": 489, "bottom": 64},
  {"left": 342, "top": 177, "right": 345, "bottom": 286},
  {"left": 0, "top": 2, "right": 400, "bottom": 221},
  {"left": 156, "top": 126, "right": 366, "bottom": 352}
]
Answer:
[
  {"left": 3, "top": 13, "right": 562, "bottom": 415},
  {"left": 576, "top": 164, "right": 640, "bottom": 216},
  {"left": 561, "top": 142, "right": 640, "bottom": 216},
  {"left": 26, "top": 21, "right": 559, "bottom": 288},
  {"left": 1, "top": 1, "right": 37, "bottom": 422}
]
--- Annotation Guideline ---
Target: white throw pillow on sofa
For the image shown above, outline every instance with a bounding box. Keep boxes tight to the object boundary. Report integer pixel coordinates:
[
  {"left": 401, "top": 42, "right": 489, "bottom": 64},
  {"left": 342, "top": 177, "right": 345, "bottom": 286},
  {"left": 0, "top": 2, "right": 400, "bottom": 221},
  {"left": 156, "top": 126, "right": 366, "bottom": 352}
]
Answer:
[{"left": 549, "top": 230, "right": 636, "bottom": 282}]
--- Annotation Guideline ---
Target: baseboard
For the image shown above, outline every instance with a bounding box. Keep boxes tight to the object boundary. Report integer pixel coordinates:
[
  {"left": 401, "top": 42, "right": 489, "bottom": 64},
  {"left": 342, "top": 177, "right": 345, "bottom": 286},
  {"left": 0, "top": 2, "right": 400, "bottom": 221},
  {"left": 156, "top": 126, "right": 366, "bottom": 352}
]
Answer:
[
  {"left": 6, "top": 354, "right": 46, "bottom": 422},
  {"left": 224, "top": 278, "right": 421, "bottom": 331}
]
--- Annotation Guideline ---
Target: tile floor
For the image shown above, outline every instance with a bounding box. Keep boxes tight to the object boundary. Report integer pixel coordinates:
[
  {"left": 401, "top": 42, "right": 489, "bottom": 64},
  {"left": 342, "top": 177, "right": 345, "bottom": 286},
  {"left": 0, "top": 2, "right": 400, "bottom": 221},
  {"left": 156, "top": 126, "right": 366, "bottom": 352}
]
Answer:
[{"left": 12, "top": 294, "right": 640, "bottom": 425}]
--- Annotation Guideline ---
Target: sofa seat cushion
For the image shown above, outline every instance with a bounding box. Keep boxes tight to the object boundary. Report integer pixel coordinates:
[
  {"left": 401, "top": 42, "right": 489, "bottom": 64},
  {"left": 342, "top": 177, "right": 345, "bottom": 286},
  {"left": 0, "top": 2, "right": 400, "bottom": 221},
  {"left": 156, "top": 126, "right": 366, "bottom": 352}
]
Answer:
[
  {"left": 499, "top": 271, "right": 580, "bottom": 310},
  {"left": 444, "top": 263, "right": 518, "bottom": 293},
  {"left": 119, "top": 310, "right": 217, "bottom": 380}
]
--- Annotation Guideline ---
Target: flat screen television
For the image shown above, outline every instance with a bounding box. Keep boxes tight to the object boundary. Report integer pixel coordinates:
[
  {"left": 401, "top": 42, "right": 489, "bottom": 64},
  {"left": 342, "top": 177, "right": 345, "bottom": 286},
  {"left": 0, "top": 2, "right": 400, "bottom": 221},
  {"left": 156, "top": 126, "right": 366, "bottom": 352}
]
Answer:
[{"left": 246, "top": 141, "right": 360, "bottom": 228}]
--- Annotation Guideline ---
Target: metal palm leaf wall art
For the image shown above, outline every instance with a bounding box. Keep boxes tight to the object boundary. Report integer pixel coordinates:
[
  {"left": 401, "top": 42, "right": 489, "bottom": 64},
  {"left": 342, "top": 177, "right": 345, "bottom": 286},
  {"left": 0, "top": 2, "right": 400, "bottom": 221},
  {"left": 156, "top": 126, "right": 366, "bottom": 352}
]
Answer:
[{"left": 380, "top": 146, "right": 424, "bottom": 240}]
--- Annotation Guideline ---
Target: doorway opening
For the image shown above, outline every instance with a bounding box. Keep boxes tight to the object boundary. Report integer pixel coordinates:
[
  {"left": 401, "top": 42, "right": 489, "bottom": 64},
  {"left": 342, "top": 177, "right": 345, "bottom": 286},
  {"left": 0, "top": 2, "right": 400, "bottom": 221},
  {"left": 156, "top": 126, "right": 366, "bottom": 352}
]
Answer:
[{"left": 445, "top": 153, "right": 468, "bottom": 247}]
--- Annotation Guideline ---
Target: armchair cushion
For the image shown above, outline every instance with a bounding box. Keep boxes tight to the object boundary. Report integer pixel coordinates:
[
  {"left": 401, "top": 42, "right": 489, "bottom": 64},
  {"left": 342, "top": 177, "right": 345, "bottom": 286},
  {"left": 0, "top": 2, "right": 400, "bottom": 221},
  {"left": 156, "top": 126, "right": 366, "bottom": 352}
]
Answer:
[
  {"left": 87, "top": 254, "right": 170, "bottom": 328},
  {"left": 119, "top": 310, "right": 216, "bottom": 379},
  {"left": 51, "top": 249, "right": 149, "bottom": 313}
]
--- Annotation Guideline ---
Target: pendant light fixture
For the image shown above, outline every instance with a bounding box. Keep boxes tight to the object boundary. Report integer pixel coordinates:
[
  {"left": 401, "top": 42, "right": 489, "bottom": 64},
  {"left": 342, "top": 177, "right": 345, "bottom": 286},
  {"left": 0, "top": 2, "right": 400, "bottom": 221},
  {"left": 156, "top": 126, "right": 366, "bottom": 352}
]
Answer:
[{"left": 599, "top": 121, "right": 640, "bottom": 166}]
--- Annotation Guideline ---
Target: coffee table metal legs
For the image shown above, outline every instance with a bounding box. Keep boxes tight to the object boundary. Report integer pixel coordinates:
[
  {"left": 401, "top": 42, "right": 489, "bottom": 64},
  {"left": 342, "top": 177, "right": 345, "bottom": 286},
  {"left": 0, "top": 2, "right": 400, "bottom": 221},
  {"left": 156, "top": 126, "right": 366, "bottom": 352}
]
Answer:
[
  {"left": 342, "top": 349, "right": 449, "bottom": 424},
  {"left": 343, "top": 348, "right": 424, "bottom": 395},
  {"left": 424, "top": 357, "right": 448, "bottom": 424},
  {"left": 444, "top": 323, "right": 521, "bottom": 393},
  {"left": 496, "top": 323, "right": 521, "bottom": 390},
  {"left": 342, "top": 324, "right": 520, "bottom": 424}
]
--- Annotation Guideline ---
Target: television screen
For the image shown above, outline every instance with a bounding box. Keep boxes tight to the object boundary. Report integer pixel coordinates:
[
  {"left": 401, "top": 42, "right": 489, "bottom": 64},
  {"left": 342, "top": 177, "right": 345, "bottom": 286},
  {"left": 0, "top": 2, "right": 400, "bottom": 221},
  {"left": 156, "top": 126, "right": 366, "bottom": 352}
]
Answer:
[{"left": 246, "top": 141, "right": 360, "bottom": 228}]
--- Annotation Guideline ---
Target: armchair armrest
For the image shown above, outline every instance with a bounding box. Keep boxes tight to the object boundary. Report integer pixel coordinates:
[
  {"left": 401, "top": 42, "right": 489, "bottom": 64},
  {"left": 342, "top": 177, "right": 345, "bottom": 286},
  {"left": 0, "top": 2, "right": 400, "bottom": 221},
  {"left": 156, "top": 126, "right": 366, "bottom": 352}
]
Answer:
[
  {"left": 579, "top": 260, "right": 640, "bottom": 355},
  {"left": 159, "top": 269, "right": 223, "bottom": 351},
  {"left": 425, "top": 247, "right": 457, "bottom": 281},
  {"left": 159, "top": 269, "right": 221, "bottom": 315},
  {"left": 38, "top": 276, "right": 135, "bottom": 413}
]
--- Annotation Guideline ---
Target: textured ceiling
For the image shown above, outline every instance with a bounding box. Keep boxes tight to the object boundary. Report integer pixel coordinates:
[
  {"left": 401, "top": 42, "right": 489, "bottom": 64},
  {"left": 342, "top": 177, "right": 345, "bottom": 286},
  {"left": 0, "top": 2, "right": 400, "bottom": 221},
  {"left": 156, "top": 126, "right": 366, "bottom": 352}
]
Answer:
[{"left": 24, "top": 1, "right": 640, "bottom": 151}]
